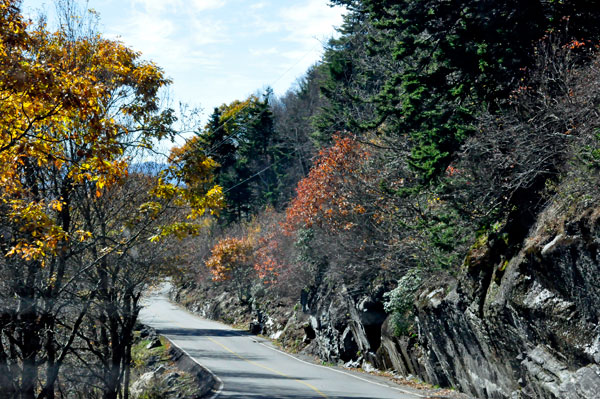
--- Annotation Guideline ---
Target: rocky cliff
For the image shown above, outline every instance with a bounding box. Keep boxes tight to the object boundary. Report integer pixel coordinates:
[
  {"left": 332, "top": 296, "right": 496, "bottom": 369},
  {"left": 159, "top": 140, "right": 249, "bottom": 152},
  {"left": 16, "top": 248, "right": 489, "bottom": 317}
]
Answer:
[{"left": 375, "top": 206, "right": 600, "bottom": 399}]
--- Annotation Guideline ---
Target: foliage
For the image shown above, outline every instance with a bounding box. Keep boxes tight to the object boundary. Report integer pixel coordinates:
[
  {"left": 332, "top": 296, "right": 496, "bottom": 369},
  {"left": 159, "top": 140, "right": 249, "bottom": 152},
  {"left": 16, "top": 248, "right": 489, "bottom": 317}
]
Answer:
[
  {"left": 447, "top": 35, "right": 600, "bottom": 250},
  {"left": 271, "top": 64, "right": 327, "bottom": 196},
  {"left": 0, "top": 2, "right": 220, "bottom": 398},
  {"left": 205, "top": 236, "right": 254, "bottom": 302},
  {"left": 284, "top": 135, "right": 370, "bottom": 233},
  {"left": 314, "top": 11, "right": 388, "bottom": 144},
  {"left": 167, "top": 0, "right": 600, "bottom": 366},
  {"left": 253, "top": 212, "right": 288, "bottom": 284},
  {"left": 383, "top": 269, "right": 422, "bottom": 336},
  {"left": 0, "top": 3, "right": 175, "bottom": 262},
  {"left": 327, "top": 0, "right": 600, "bottom": 182},
  {"left": 178, "top": 92, "right": 296, "bottom": 223},
  {"left": 205, "top": 236, "right": 254, "bottom": 282}
]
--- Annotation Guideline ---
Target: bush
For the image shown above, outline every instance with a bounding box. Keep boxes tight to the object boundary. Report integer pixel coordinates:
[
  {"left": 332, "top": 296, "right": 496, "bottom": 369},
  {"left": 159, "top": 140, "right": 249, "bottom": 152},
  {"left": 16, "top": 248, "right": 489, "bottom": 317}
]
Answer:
[{"left": 383, "top": 269, "right": 423, "bottom": 336}]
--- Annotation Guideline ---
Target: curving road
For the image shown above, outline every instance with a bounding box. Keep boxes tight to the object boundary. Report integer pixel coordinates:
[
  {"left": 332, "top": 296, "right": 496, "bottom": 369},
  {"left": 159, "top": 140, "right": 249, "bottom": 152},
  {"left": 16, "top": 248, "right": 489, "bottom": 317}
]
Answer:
[{"left": 139, "top": 285, "right": 426, "bottom": 399}]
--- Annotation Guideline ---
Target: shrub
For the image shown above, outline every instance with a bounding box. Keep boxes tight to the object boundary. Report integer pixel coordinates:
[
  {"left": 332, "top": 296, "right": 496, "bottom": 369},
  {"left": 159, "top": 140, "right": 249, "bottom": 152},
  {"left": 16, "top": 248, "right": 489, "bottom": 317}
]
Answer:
[{"left": 384, "top": 269, "right": 423, "bottom": 336}]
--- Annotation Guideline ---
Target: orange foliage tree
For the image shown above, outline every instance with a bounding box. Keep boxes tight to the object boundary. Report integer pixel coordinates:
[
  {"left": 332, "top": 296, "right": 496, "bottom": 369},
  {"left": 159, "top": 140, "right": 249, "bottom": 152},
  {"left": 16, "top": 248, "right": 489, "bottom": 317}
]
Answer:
[
  {"left": 205, "top": 237, "right": 255, "bottom": 302},
  {"left": 284, "top": 135, "right": 370, "bottom": 234},
  {"left": 252, "top": 209, "right": 291, "bottom": 285},
  {"left": 254, "top": 232, "right": 283, "bottom": 284}
]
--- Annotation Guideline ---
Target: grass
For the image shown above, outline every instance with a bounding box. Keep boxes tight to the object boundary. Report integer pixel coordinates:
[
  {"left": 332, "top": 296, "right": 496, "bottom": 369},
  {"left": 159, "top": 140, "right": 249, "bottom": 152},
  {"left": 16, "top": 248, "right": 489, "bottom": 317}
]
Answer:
[
  {"left": 131, "top": 335, "right": 171, "bottom": 369},
  {"left": 129, "top": 334, "right": 201, "bottom": 398}
]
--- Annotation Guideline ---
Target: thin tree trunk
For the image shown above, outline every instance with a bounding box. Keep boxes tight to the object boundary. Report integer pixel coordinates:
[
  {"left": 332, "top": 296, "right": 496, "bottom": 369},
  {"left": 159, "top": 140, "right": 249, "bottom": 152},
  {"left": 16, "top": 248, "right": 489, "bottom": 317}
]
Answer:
[
  {"left": 19, "top": 262, "right": 41, "bottom": 399},
  {"left": 0, "top": 332, "right": 16, "bottom": 397}
]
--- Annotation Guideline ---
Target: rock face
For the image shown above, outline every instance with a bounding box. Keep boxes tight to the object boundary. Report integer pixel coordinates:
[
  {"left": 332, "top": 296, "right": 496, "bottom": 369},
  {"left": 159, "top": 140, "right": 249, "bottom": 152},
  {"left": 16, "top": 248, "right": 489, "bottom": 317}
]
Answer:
[
  {"left": 300, "top": 283, "right": 387, "bottom": 369},
  {"left": 376, "top": 208, "right": 600, "bottom": 399}
]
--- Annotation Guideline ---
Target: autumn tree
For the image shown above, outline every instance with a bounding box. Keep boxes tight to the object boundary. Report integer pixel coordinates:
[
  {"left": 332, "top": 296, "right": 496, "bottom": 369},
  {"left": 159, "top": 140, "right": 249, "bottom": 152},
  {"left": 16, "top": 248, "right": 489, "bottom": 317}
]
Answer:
[
  {"left": 282, "top": 135, "right": 410, "bottom": 288},
  {"left": 205, "top": 236, "right": 255, "bottom": 303},
  {"left": 284, "top": 135, "right": 370, "bottom": 233},
  {"left": 0, "top": 2, "right": 221, "bottom": 398}
]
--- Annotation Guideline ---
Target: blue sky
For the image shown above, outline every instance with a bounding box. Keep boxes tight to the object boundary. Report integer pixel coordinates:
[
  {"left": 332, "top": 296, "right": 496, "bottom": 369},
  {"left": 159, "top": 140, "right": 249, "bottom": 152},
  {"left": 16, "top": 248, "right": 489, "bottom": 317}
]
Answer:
[{"left": 21, "top": 0, "right": 345, "bottom": 120}]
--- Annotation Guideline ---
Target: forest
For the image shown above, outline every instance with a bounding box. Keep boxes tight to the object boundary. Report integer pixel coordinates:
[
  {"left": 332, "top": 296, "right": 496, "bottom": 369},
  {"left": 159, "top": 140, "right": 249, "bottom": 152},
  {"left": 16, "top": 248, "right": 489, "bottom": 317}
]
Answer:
[{"left": 3, "top": 0, "right": 600, "bottom": 398}]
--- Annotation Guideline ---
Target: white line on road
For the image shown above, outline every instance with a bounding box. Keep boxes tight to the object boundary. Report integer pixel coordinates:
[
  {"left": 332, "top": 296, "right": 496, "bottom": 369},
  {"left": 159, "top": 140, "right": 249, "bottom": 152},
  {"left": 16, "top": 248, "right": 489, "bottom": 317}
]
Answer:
[{"left": 253, "top": 340, "right": 426, "bottom": 398}]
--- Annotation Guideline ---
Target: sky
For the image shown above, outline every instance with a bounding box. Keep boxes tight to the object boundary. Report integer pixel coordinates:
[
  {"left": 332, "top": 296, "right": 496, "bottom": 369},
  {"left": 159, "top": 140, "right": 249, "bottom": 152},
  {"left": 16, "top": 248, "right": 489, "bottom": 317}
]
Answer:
[{"left": 21, "top": 0, "right": 346, "bottom": 121}]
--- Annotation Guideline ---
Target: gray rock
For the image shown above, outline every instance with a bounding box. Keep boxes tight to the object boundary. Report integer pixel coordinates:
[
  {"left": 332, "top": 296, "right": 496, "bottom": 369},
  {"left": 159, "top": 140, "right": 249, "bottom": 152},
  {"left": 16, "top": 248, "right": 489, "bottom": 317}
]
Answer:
[
  {"left": 164, "top": 371, "right": 181, "bottom": 387},
  {"left": 130, "top": 371, "right": 159, "bottom": 397},
  {"left": 249, "top": 320, "right": 262, "bottom": 334},
  {"left": 372, "top": 207, "right": 600, "bottom": 399},
  {"left": 154, "top": 365, "right": 167, "bottom": 375},
  {"left": 146, "top": 338, "right": 162, "bottom": 349},
  {"left": 146, "top": 355, "right": 160, "bottom": 367}
]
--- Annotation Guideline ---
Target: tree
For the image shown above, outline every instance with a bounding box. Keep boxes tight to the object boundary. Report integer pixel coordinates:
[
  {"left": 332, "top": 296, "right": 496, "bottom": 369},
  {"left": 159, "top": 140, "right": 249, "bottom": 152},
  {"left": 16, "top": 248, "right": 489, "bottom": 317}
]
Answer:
[
  {"left": 452, "top": 36, "right": 600, "bottom": 243},
  {"left": 327, "top": 0, "right": 600, "bottom": 182},
  {"left": 315, "top": 10, "right": 392, "bottom": 145},
  {"left": 72, "top": 171, "right": 186, "bottom": 399},
  {"left": 205, "top": 236, "right": 255, "bottom": 303},
  {"left": 178, "top": 92, "right": 294, "bottom": 223},
  {"left": 271, "top": 65, "right": 327, "bottom": 197},
  {"left": 0, "top": 3, "right": 220, "bottom": 398},
  {"left": 284, "top": 135, "right": 370, "bottom": 233}
]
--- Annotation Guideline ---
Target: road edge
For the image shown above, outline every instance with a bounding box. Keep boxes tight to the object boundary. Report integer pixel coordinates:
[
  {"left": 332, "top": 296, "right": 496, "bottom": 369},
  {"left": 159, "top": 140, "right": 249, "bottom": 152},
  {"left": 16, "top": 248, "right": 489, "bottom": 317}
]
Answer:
[{"left": 163, "top": 335, "right": 224, "bottom": 399}]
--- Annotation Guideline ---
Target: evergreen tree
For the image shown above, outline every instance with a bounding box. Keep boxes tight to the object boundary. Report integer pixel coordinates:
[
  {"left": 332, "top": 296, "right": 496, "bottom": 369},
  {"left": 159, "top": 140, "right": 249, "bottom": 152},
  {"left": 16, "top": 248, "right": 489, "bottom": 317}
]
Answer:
[
  {"left": 193, "top": 92, "right": 296, "bottom": 222},
  {"left": 327, "top": 0, "right": 600, "bottom": 183}
]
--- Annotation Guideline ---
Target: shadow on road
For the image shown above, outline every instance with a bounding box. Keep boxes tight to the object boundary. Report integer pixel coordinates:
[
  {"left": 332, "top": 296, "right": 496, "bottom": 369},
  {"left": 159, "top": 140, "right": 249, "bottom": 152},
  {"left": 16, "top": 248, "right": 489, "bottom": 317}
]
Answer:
[
  {"left": 183, "top": 347, "right": 266, "bottom": 362},
  {"left": 220, "top": 390, "right": 412, "bottom": 399},
  {"left": 217, "top": 375, "right": 419, "bottom": 399},
  {"left": 157, "top": 327, "right": 250, "bottom": 337},
  {"left": 216, "top": 370, "right": 310, "bottom": 380}
]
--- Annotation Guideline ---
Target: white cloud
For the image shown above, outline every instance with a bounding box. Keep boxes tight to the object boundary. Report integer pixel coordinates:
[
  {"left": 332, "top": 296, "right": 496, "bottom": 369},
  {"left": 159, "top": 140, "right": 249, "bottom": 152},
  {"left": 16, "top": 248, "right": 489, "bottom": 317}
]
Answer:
[
  {"left": 109, "top": 0, "right": 228, "bottom": 63},
  {"left": 249, "top": 47, "right": 278, "bottom": 56},
  {"left": 191, "top": 0, "right": 226, "bottom": 11},
  {"left": 279, "top": 0, "right": 344, "bottom": 46},
  {"left": 132, "top": 0, "right": 180, "bottom": 12},
  {"left": 191, "top": 16, "right": 228, "bottom": 46},
  {"left": 117, "top": 11, "right": 176, "bottom": 54}
]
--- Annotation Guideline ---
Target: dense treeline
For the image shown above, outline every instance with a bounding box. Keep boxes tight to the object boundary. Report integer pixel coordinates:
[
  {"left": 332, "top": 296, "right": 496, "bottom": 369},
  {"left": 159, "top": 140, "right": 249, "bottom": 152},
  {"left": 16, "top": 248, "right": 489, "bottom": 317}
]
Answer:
[{"left": 175, "top": 0, "right": 600, "bottom": 361}]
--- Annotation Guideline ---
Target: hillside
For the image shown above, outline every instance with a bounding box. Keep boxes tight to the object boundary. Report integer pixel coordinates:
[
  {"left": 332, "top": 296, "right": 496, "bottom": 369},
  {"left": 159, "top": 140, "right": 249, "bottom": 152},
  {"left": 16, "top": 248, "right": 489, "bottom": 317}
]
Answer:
[{"left": 170, "top": 1, "right": 600, "bottom": 398}]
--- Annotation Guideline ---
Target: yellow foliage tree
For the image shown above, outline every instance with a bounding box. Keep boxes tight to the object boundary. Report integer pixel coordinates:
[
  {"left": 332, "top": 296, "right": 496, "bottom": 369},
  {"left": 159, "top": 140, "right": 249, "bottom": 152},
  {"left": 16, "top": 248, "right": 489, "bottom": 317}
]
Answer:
[{"left": 0, "top": 2, "right": 222, "bottom": 397}]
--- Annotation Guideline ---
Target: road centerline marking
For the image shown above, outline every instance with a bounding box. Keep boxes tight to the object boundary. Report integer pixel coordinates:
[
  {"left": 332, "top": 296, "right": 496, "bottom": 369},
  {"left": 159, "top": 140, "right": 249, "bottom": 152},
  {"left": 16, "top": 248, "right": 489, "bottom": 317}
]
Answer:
[
  {"left": 206, "top": 336, "right": 328, "bottom": 398},
  {"left": 142, "top": 290, "right": 425, "bottom": 398}
]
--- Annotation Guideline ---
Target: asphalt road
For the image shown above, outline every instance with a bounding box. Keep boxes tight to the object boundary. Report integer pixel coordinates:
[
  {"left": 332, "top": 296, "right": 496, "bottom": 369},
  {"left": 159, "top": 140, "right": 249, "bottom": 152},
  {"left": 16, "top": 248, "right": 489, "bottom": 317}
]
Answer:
[{"left": 139, "top": 285, "right": 426, "bottom": 399}]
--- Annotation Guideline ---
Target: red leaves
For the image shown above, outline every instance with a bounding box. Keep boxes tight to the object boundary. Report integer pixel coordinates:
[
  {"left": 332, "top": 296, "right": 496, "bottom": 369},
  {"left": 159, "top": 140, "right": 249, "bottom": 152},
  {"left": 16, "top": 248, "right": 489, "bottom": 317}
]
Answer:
[
  {"left": 566, "top": 39, "right": 586, "bottom": 50},
  {"left": 283, "top": 135, "right": 369, "bottom": 234},
  {"left": 254, "top": 235, "right": 281, "bottom": 284},
  {"left": 253, "top": 214, "right": 291, "bottom": 284}
]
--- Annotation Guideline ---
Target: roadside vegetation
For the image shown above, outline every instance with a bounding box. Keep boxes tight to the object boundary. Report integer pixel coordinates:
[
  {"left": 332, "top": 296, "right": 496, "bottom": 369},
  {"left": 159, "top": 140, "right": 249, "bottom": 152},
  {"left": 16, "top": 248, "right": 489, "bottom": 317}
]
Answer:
[{"left": 130, "top": 331, "right": 202, "bottom": 399}]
